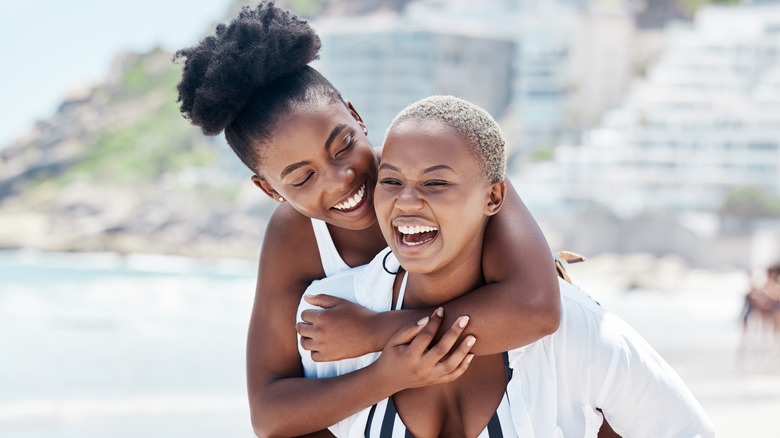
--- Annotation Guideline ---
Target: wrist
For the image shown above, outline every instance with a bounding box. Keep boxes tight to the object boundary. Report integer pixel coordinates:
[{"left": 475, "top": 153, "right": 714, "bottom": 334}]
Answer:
[
  {"left": 365, "top": 359, "right": 405, "bottom": 396},
  {"left": 373, "top": 309, "right": 428, "bottom": 353},
  {"left": 367, "top": 311, "right": 389, "bottom": 353}
]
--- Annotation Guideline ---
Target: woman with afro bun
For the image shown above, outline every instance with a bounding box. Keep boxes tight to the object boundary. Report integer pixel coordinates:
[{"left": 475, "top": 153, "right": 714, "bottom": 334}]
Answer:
[{"left": 175, "top": 2, "right": 560, "bottom": 436}]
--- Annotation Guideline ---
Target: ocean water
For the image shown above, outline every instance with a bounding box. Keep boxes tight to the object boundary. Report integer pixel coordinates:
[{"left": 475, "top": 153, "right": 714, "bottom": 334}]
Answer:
[
  {"left": 0, "top": 250, "right": 258, "bottom": 437},
  {"left": 2, "top": 249, "right": 772, "bottom": 437}
]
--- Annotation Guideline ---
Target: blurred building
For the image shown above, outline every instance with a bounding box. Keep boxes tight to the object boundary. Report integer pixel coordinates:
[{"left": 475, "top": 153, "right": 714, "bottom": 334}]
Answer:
[
  {"left": 313, "top": 16, "right": 514, "bottom": 146},
  {"left": 552, "top": 3, "right": 780, "bottom": 216},
  {"left": 313, "top": 0, "right": 635, "bottom": 153}
]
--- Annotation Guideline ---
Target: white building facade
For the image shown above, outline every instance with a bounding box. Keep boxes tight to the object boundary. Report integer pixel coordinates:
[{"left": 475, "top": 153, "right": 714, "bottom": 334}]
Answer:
[
  {"left": 313, "top": 0, "right": 635, "bottom": 153},
  {"left": 552, "top": 4, "right": 780, "bottom": 216}
]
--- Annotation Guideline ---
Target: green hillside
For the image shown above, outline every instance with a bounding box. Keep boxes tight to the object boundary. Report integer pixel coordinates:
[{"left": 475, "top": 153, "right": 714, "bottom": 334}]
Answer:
[{"left": 0, "top": 48, "right": 270, "bottom": 258}]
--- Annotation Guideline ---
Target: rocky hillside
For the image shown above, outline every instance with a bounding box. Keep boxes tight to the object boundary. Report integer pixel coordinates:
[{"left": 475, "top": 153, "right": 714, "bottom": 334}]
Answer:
[
  {"left": 0, "top": 0, "right": 425, "bottom": 259},
  {"left": 0, "top": 0, "right": 706, "bottom": 259},
  {"left": 0, "top": 48, "right": 272, "bottom": 258}
]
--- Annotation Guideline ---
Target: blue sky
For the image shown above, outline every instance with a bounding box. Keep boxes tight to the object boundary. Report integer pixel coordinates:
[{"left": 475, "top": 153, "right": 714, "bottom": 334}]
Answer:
[{"left": 0, "top": 0, "right": 233, "bottom": 147}]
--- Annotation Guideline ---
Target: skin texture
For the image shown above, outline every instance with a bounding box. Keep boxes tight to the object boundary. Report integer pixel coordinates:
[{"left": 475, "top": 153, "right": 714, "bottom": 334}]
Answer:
[
  {"left": 375, "top": 119, "right": 504, "bottom": 303},
  {"left": 245, "top": 100, "right": 561, "bottom": 437},
  {"left": 375, "top": 118, "right": 508, "bottom": 437}
]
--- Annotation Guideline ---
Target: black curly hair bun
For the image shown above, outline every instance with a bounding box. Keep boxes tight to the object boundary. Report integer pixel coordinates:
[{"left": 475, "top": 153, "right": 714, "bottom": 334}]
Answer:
[{"left": 174, "top": 1, "right": 322, "bottom": 136}]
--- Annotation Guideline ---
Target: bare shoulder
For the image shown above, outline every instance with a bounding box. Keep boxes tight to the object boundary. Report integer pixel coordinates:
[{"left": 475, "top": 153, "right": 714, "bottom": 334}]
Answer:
[{"left": 260, "top": 203, "right": 324, "bottom": 285}]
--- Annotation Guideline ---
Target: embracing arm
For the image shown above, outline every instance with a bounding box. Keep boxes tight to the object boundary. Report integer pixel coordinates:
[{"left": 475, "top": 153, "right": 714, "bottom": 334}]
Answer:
[
  {"left": 247, "top": 205, "right": 382, "bottom": 436},
  {"left": 247, "top": 205, "right": 473, "bottom": 437},
  {"left": 390, "top": 180, "right": 558, "bottom": 354},
  {"left": 302, "top": 180, "right": 559, "bottom": 358},
  {"left": 465, "top": 178, "right": 560, "bottom": 353}
]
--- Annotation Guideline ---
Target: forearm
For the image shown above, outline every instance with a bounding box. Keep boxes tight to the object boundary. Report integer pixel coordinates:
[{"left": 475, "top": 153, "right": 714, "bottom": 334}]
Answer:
[
  {"left": 437, "top": 281, "right": 559, "bottom": 355},
  {"left": 366, "top": 308, "right": 428, "bottom": 352},
  {"left": 250, "top": 365, "right": 396, "bottom": 437},
  {"left": 368, "top": 280, "right": 558, "bottom": 357}
]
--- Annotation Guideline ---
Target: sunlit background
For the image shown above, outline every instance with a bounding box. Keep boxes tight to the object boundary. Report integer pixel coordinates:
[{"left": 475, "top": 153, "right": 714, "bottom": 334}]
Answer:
[{"left": 2, "top": 0, "right": 780, "bottom": 436}]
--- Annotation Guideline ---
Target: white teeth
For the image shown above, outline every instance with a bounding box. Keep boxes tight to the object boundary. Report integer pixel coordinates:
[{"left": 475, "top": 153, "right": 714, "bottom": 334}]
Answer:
[
  {"left": 397, "top": 225, "right": 438, "bottom": 235},
  {"left": 334, "top": 184, "right": 365, "bottom": 211}
]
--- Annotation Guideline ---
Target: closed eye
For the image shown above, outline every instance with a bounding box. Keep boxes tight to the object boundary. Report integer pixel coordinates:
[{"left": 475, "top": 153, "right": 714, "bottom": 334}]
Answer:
[
  {"left": 291, "top": 172, "right": 314, "bottom": 187},
  {"left": 423, "top": 180, "right": 450, "bottom": 187},
  {"left": 379, "top": 177, "right": 402, "bottom": 186},
  {"left": 334, "top": 133, "right": 355, "bottom": 158}
]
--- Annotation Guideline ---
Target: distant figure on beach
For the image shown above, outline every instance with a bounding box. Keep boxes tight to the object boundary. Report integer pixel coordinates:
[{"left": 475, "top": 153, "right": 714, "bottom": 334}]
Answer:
[{"left": 741, "top": 263, "right": 780, "bottom": 350}]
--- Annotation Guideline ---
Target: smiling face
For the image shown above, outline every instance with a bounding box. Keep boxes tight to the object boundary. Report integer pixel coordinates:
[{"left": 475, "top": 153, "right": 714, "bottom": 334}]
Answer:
[
  {"left": 254, "top": 101, "right": 379, "bottom": 230},
  {"left": 375, "top": 119, "right": 503, "bottom": 277}
]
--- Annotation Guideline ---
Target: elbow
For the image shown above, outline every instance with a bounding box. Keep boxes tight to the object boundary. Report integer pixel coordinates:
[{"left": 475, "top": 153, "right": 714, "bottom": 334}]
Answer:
[
  {"left": 250, "top": 411, "right": 268, "bottom": 438},
  {"left": 538, "top": 302, "right": 561, "bottom": 337},
  {"left": 251, "top": 422, "right": 281, "bottom": 438},
  {"left": 251, "top": 406, "right": 310, "bottom": 438},
  {"left": 250, "top": 406, "right": 281, "bottom": 438},
  {"left": 534, "top": 282, "right": 562, "bottom": 337}
]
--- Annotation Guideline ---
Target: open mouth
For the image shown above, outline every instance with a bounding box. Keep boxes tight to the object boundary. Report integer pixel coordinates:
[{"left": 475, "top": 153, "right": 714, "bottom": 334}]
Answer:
[
  {"left": 332, "top": 183, "right": 367, "bottom": 212},
  {"left": 397, "top": 225, "right": 439, "bottom": 247}
]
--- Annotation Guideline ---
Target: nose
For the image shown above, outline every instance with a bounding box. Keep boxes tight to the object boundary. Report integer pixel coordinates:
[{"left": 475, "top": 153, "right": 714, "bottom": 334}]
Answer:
[
  {"left": 326, "top": 163, "right": 356, "bottom": 196},
  {"left": 395, "top": 185, "right": 423, "bottom": 212}
]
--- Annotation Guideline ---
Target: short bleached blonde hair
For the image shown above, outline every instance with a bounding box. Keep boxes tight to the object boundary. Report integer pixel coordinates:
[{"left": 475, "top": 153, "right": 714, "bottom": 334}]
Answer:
[{"left": 386, "top": 95, "right": 506, "bottom": 182}]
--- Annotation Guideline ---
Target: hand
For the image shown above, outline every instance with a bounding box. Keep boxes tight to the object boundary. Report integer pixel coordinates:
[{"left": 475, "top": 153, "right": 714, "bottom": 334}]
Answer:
[
  {"left": 297, "top": 294, "right": 380, "bottom": 361},
  {"left": 372, "top": 307, "right": 476, "bottom": 392}
]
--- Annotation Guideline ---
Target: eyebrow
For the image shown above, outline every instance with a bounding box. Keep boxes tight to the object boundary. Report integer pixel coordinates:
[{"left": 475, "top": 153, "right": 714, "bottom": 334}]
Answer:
[
  {"left": 279, "top": 124, "right": 349, "bottom": 179},
  {"left": 280, "top": 161, "right": 311, "bottom": 179},
  {"left": 325, "top": 124, "right": 348, "bottom": 153},
  {"left": 378, "top": 163, "right": 455, "bottom": 173}
]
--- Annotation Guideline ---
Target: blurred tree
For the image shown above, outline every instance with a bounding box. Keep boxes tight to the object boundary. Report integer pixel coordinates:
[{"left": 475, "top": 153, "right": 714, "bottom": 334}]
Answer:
[
  {"left": 678, "top": 0, "right": 742, "bottom": 16},
  {"left": 719, "top": 186, "right": 780, "bottom": 223}
]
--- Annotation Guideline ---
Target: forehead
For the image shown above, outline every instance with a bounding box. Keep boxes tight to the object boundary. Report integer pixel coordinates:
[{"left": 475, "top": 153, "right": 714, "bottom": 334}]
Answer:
[
  {"left": 272, "top": 101, "right": 354, "bottom": 146},
  {"left": 261, "top": 101, "right": 354, "bottom": 173},
  {"left": 382, "top": 119, "right": 477, "bottom": 171}
]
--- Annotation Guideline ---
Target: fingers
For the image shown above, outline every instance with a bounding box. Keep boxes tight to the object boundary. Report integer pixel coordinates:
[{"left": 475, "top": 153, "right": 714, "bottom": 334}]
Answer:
[
  {"left": 423, "top": 315, "right": 471, "bottom": 361},
  {"left": 407, "top": 307, "right": 445, "bottom": 354},
  {"left": 436, "top": 352, "right": 475, "bottom": 383},
  {"left": 303, "top": 293, "right": 340, "bottom": 308},
  {"left": 300, "top": 308, "right": 321, "bottom": 324},
  {"left": 299, "top": 334, "right": 314, "bottom": 351},
  {"left": 387, "top": 313, "right": 433, "bottom": 347},
  {"left": 433, "top": 336, "right": 477, "bottom": 380},
  {"left": 296, "top": 320, "right": 316, "bottom": 338}
]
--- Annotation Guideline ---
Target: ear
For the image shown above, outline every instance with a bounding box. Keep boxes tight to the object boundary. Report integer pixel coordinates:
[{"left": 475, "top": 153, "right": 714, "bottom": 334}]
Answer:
[
  {"left": 485, "top": 181, "right": 506, "bottom": 216},
  {"left": 251, "top": 175, "right": 284, "bottom": 202},
  {"left": 344, "top": 99, "right": 367, "bottom": 134}
]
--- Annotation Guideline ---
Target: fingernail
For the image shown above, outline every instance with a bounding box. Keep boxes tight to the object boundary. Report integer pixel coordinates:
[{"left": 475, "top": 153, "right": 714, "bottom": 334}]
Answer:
[
  {"left": 466, "top": 354, "right": 475, "bottom": 363},
  {"left": 458, "top": 316, "right": 469, "bottom": 328},
  {"left": 466, "top": 336, "right": 476, "bottom": 347},
  {"left": 435, "top": 307, "right": 444, "bottom": 317},
  {"left": 417, "top": 316, "right": 429, "bottom": 326}
]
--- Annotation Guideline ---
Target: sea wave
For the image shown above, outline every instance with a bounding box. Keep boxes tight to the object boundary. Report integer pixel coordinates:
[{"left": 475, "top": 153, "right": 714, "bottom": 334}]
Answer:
[
  {"left": 0, "top": 395, "right": 248, "bottom": 422},
  {"left": 0, "top": 248, "right": 257, "bottom": 277}
]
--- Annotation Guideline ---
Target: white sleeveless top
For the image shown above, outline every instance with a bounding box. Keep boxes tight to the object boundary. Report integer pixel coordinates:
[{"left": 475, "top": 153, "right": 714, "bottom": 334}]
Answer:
[
  {"left": 311, "top": 218, "right": 351, "bottom": 277},
  {"left": 298, "top": 250, "right": 715, "bottom": 438}
]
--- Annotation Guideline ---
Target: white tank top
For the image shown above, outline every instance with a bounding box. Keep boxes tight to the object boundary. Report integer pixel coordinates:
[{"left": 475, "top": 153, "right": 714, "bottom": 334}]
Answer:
[{"left": 311, "top": 218, "right": 351, "bottom": 277}]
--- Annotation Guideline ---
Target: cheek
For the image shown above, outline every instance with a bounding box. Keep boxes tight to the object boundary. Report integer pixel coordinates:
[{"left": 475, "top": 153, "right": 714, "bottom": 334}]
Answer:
[
  {"left": 357, "top": 147, "right": 378, "bottom": 171},
  {"left": 373, "top": 191, "right": 394, "bottom": 228},
  {"left": 373, "top": 191, "right": 391, "bottom": 218}
]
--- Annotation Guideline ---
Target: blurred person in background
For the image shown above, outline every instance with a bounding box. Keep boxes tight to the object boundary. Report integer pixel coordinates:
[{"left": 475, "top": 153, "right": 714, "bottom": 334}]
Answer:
[
  {"left": 174, "top": 2, "right": 562, "bottom": 436},
  {"left": 741, "top": 262, "right": 780, "bottom": 348}
]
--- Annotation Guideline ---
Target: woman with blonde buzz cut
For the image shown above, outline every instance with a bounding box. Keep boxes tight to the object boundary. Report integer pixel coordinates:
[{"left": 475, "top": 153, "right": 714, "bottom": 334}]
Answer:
[{"left": 298, "top": 95, "right": 716, "bottom": 438}]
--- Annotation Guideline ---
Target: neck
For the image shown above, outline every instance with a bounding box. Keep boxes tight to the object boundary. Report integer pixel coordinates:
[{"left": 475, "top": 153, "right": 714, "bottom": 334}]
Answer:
[
  {"left": 401, "top": 235, "right": 486, "bottom": 309},
  {"left": 329, "top": 220, "right": 387, "bottom": 267}
]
